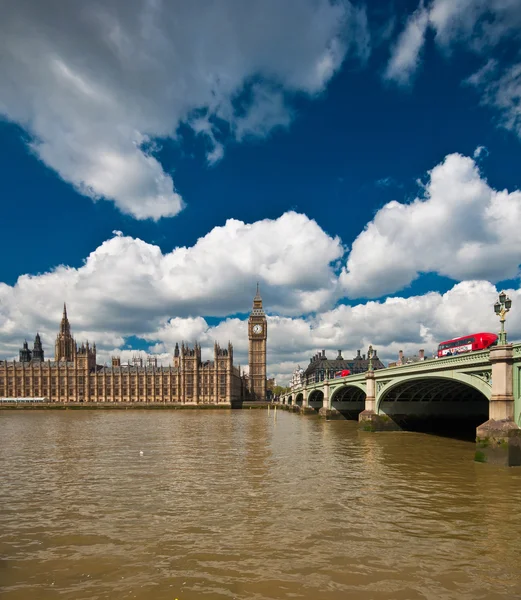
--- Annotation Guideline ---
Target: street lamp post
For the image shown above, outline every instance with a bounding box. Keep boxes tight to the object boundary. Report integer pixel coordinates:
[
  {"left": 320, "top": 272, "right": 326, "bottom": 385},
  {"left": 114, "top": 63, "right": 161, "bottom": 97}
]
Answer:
[
  {"left": 368, "top": 345, "right": 374, "bottom": 372},
  {"left": 494, "top": 291, "right": 512, "bottom": 345}
]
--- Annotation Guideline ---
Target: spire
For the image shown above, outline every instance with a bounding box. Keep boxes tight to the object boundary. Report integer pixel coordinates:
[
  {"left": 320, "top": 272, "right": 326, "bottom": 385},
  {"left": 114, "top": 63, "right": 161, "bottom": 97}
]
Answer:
[
  {"left": 251, "top": 283, "right": 264, "bottom": 316},
  {"left": 19, "top": 339, "right": 32, "bottom": 363},
  {"left": 32, "top": 332, "right": 44, "bottom": 362},
  {"left": 55, "top": 302, "right": 75, "bottom": 361},
  {"left": 60, "top": 302, "right": 71, "bottom": 336}
]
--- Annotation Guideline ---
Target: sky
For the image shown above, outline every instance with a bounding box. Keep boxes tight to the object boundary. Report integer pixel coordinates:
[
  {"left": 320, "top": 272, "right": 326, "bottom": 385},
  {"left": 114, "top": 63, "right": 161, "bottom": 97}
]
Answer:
[{"left": 1, "top": 0, "right": 521, "bottom": 384}]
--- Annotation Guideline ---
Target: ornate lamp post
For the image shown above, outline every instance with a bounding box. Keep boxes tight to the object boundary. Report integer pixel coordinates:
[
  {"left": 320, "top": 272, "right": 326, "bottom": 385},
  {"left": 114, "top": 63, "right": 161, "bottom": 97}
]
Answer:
[
  {"left": 494, "top": 291, "right": 512, "bottom": 345},
  {"left": 368, "top": 345, "right": 374, "bottom": 372}
]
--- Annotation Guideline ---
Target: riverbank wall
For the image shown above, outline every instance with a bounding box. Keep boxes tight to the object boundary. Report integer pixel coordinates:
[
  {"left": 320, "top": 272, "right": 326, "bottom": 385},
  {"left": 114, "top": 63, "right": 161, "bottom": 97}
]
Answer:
[{"left": 0, "top": 401, "right": 271, "bottom": 410}]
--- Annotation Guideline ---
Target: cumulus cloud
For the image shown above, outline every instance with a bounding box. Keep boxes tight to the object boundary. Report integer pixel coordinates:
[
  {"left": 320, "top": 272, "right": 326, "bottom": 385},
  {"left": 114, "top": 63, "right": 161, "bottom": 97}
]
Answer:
[
  {"left": 1, "top": 157, "right": 521, "bottom": 384},
  {"left": 0, "top": 211, "right": 343, "bottom": 359},
  {"left": 341, "top": 151, "right": 521, "bottom": 298},
  {"left": 385, "top": 0, "right": 521, "bottom": 138},
  {"left": 0, "top": 0, "right": 369, "bottom": 220},
  {"left": 130, "top": 280, "right": 521, "bottom": 385}
]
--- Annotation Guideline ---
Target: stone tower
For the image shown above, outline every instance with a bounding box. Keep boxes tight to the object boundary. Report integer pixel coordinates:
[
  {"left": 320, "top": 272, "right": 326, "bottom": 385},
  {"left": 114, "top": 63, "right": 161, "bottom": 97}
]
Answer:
[
  {"left": 248, "top": 284, "right": 267, "bottom": 400},
  {"left": 19, "top": 340, "right": 32, "bottom": 363},
  {"left": 55, "top": 303, "right": 76, "bottom": 362},
  {"left": 32, "top": 333, "right": 44, "bottom": 362}
]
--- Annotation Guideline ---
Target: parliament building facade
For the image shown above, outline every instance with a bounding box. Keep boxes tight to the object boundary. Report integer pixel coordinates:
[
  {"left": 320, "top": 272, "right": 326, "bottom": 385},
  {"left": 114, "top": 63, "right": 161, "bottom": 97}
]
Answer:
[{"left": 0, "top": 290, "right": 268, "bottom": 404}]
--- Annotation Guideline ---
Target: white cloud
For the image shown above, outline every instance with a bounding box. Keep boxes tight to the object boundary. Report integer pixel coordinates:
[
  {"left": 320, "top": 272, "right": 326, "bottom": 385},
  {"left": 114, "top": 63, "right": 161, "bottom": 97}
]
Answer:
[
  {"left": 0, "top": 211, "right": 343, "bottom": 360},
  {"left": 341, "top": 151, "right": 521, "bottom": 298},
  {"left": 473, "top": 145, "right": 488, "bottom": 159},
  {"left": 0, "top": 205, "right": 520, "bottom": 385},
  {"left": 144, "top": 280, "right": 521, "bottom": 385},
  {"left": 385, "top": 0, "right": 521, "bottom": 120},
  {"left": 384, "top": 3, "right": 430, "bottom": 85},
  {"left": 468, "top": 61, "right": 521, "bottom": 138},
  {"left": 0, "top": 0, "right": 369, "bottom": 220}
]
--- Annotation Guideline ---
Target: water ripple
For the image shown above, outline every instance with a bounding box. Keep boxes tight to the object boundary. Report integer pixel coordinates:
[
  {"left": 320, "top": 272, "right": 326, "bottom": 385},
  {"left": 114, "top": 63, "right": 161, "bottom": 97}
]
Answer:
[{"left": 1, "top": 411, "right": 520, "bottom": 599}]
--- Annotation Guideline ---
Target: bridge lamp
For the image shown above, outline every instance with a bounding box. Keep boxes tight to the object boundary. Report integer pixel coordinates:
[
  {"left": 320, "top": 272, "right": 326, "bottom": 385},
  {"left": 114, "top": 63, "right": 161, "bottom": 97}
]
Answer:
[{"left": 494, "top": 291, "right": 512, "bottom": 345}]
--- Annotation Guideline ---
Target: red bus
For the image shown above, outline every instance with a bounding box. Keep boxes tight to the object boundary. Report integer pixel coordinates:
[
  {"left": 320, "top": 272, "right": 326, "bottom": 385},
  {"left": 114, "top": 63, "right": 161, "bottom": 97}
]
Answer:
[
  {"left": 334, "top": 369, "right": 351, "bottom": 378},
  {"left": 437, "top": 332, "right": 498, "bottom": 358}
]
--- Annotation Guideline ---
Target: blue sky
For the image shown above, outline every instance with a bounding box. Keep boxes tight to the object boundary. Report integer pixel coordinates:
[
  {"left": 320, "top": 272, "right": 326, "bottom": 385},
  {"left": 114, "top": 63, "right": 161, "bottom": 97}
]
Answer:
[{"left": 1, "top": 0, "right": 521, "bottom": 382}]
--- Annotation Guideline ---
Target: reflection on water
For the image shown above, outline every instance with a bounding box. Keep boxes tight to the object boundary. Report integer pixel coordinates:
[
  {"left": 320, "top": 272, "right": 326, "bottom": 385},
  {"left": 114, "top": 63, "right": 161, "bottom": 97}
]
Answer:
[{"left": 1, "top": 410, "right": 520, "bottom": 600}]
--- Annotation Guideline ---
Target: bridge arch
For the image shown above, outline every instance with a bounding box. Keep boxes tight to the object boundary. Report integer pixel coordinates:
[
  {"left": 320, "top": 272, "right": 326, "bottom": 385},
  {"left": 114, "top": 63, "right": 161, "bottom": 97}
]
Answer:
[
  {"left": 295, "top": 393, "right": 304, "bottom": 407},
  {"left": 330, "top": 385, "right": 366, "bottom": 419},
  {"left": 376, "top": 374, "right": 490, "bottom": 437},
  {"left": 308, "top": 389, "right": 324, "bottom": 411},
  {"left": 287, "top": 395, "right": 293, "bottom": 406}
]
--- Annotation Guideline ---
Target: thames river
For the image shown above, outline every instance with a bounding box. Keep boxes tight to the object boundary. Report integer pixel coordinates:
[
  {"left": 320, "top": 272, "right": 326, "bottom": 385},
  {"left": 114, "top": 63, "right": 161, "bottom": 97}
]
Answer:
[{"left": 1, "top": 409, "right": 520, "bottom": 600}]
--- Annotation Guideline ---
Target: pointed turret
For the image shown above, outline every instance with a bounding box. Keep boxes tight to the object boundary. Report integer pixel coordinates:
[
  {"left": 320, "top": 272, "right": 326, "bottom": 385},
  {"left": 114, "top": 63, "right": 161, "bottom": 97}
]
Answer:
[
  {"left": 32, "top": 332, "right": 45, "bottom": 362},
  {"left": 55, "top": 302, "right": 76, "bottom": 362},
  {"left": 59, "top": 303, "right": 71, "bottom": 336},
  {"left": 19, "top": 339, "right": 32, "bottom": 363}
]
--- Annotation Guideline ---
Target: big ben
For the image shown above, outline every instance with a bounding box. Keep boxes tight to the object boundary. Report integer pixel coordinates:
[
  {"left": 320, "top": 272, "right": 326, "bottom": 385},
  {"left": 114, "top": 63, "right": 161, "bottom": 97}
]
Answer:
[{"left": 248, "top": 284, "right": 267, "bottom": 400}]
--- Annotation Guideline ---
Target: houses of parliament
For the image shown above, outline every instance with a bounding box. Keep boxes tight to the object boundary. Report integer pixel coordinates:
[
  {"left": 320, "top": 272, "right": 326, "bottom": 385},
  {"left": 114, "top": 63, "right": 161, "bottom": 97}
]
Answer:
[{"left": 0, "top": 289, "right": 268, "bottom": 405}]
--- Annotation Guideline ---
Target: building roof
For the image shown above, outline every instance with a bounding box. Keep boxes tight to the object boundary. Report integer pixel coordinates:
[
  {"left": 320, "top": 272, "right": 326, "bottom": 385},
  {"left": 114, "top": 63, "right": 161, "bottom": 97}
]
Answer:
[{"left": 304, "top": 349, "right": 385, "bottom": 376}]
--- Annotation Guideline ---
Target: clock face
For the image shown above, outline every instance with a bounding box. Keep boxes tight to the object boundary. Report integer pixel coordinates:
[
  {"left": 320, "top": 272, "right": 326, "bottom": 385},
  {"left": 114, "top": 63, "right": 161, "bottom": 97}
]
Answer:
[{"left": 252, "top": 324, "right": 263, "bottom": 334}]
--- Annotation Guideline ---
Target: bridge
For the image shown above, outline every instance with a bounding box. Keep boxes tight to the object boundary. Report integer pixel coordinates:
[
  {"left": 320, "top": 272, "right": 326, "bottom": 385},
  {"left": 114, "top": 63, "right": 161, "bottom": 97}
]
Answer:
[{"left": 279, "top": 343, "right": 521, "bottom": 466}]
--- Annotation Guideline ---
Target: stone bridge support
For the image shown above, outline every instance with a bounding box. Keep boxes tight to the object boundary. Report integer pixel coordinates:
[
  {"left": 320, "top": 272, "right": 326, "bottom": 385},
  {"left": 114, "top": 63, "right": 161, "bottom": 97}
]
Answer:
[
  {"left": 359, "top": 369, "right": 399, "bottom": 431},
  {"left": 476, "top": 345, "right": 521, "bottom": 466},
  {"left": 300, "top": 388, "right": 316, "bottom": 414},
  {"left": 319, "top": 380, "right": 341, "bottom": 419}
]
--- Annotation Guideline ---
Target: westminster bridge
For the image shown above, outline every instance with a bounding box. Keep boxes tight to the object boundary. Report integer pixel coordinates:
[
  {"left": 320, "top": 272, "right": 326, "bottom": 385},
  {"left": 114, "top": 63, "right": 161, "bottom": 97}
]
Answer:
[{"left": 278, "top": 343, "right": 521, "bottom": 466}]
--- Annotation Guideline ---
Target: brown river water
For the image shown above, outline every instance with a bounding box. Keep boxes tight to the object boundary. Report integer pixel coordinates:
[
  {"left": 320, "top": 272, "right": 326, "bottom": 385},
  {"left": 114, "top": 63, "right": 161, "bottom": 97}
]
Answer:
[{"left": 1, "top": 409, "right": 520, "bottom": 600}]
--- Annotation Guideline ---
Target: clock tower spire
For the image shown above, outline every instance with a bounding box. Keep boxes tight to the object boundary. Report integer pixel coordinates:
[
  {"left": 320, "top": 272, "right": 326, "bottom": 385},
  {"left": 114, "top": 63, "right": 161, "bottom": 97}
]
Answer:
[{"left": 248, "top": 283, "right": 267, "bottom": 400}]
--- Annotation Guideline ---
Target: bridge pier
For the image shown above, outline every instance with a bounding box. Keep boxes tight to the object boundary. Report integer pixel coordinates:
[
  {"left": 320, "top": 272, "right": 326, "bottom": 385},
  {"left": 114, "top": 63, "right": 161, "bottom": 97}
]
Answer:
[
  {"left": 359, "top": 369, "right": 400, "bottom": 431},
  {"left": 319, "top": 381, "right": 343, "bottom": 419},
  {"left": 476, "top": 345, "right": 521, "bottom": 466},
  {"left": 300, "top": 389, "right": 315, "bottom": 415}
]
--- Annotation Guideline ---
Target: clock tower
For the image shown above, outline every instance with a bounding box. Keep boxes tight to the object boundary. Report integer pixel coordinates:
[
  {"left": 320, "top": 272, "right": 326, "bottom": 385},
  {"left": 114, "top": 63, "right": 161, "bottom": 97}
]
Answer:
[{"left": 248, "top": 284, "right": 267, "bottom": 400}]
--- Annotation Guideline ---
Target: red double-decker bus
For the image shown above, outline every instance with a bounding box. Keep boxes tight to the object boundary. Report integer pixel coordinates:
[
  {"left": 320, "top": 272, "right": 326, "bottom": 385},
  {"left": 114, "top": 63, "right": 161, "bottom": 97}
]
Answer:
[
  {"left": 334, "top": 369, "right": 351, "bottom": 378},
  {"left": 437, "top": 332, "right": 498, "bottom": 358}
]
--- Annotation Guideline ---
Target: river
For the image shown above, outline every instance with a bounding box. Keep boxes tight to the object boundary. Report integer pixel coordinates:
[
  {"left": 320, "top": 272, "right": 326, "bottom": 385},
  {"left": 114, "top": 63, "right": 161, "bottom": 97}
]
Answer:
[{"left": 1, "top": 409, "right": 520, "bottom": 599}]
